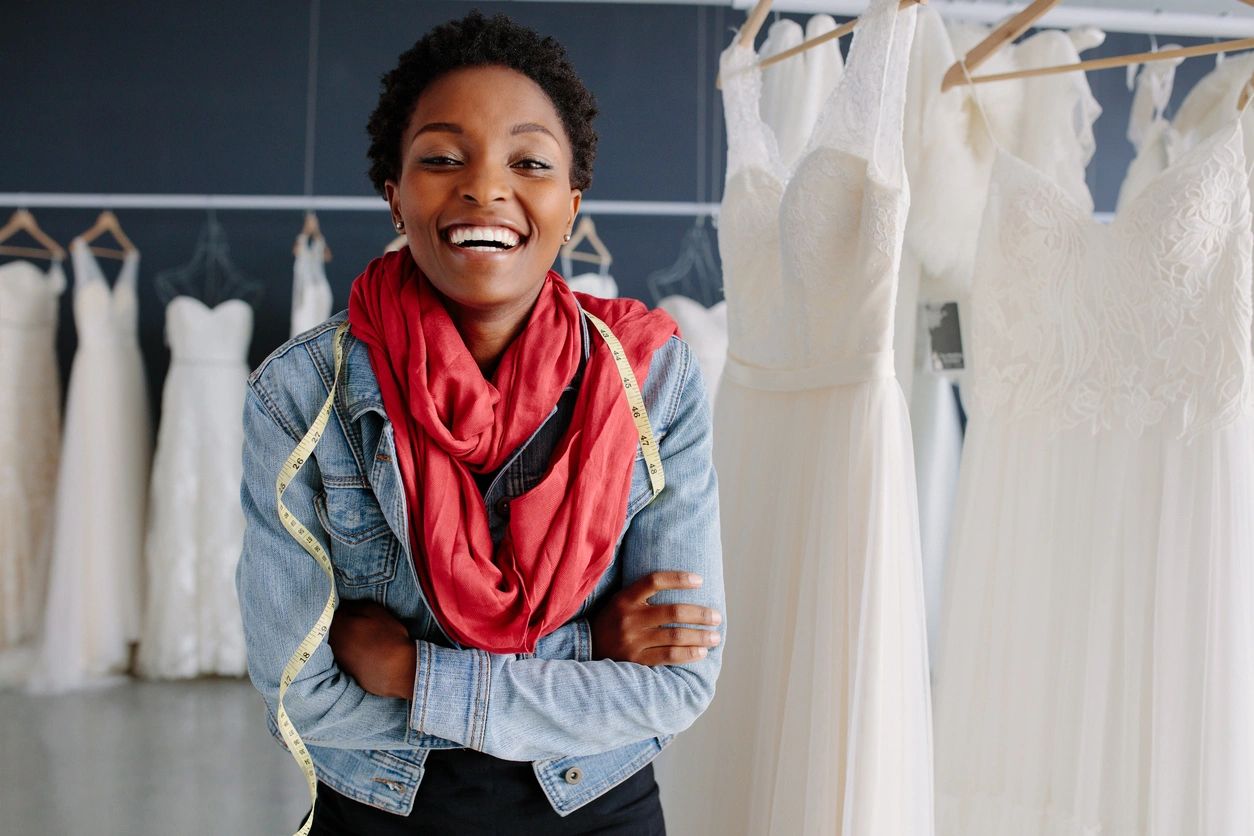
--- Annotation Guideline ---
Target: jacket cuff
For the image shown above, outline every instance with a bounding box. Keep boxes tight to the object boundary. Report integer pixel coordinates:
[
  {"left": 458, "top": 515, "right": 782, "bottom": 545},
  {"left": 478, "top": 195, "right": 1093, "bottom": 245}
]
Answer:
[{"left": 410, "top": 640, "right": 490, "bottom": 750}]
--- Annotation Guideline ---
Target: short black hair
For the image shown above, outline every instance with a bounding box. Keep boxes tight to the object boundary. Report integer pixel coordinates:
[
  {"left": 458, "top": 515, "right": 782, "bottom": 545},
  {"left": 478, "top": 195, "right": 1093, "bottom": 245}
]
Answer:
[{"left": 367, "top": 11, "right": 599, "bottom": 195}]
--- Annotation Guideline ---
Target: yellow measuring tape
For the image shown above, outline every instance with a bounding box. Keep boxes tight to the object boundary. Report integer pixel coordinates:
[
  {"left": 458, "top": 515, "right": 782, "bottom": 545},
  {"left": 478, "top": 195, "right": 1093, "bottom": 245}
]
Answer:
[
  {"left": 583, "top": 311, "right": 665, "bottom": 498},
  {"left": 273, "top": 313, "right": 662, "bottom": 834}
]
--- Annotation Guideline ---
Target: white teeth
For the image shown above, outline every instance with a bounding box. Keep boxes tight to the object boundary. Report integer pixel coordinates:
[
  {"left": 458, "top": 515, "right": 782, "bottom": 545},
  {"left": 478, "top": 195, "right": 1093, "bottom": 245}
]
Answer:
[{"left": 447, "top": 225, "right": 521, "bottom": 248}]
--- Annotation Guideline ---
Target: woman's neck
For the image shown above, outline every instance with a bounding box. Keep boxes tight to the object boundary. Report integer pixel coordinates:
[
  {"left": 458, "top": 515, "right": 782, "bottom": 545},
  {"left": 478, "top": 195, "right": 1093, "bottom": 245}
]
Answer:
[{"left": 446, "top": 286, "right": 544, "bottom": 379}]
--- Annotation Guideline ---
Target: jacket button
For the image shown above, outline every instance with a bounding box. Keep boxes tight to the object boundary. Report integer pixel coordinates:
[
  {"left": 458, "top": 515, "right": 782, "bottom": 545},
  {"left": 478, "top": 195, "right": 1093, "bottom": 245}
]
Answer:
[
  {"left": 495, "top": 496, "right": 510, "bottom": 517},
  {"left": 563, "top": 767, "right": 583, "bottom": 785}
]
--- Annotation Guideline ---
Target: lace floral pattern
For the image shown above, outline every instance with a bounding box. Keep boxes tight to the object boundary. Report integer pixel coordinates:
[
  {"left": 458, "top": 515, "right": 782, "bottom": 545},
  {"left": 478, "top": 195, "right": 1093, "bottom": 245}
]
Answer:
[
  {"left": 717, "top": 0, "right": 916, "bottom": 371},
  {"left": 971, "top": 122, "right": 1253, "bottom": 438}
]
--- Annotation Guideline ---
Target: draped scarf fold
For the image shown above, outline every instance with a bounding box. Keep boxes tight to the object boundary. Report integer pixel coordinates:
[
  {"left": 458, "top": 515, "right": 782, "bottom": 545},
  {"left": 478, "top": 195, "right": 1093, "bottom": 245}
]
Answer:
[{"left": 347, "top": 250, "right": 678, "bottom": 653}]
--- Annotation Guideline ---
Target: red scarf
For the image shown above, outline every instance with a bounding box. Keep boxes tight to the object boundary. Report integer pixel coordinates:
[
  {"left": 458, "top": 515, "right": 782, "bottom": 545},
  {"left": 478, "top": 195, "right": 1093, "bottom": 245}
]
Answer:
[{"left": 347, "top": 251, "right": 677, "bottom": 653}]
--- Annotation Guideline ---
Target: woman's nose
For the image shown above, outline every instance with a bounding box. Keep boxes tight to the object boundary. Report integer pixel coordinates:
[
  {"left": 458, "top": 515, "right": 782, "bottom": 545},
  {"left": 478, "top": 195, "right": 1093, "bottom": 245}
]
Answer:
[{"left": 459, "top": 163, "right": 510, "bottom": 205}]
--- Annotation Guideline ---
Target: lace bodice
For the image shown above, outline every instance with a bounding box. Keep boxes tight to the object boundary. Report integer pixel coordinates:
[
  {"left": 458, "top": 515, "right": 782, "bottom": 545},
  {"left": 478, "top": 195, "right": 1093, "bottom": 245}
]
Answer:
[
  {"left": 719, "top": 0, "right": 916, "bottom": 388},
  {"left": 971, "top": 121, "right": 1253, "bottom": 438},
  {"left": 166, "top": 296, "right": 253, "bottom": 365},
  {"left": 70, "top": 239, "right": 140, "bottom": 345}
]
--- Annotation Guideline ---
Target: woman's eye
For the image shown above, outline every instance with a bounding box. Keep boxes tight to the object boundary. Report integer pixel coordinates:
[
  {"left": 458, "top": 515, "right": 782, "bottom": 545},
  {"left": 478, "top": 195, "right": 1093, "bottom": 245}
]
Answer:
[
  {"left": 513, "top": 158, "right": 552, "bottom": 171},
  {"left": 419, "top": 155, "right": 460, "bottom": 166}
]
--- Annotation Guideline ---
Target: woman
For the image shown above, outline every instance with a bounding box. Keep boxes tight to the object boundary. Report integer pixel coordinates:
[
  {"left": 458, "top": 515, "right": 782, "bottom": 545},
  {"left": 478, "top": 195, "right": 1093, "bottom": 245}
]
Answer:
[{"left": 236, "top": 12, "right": 725, "bottom": 835}]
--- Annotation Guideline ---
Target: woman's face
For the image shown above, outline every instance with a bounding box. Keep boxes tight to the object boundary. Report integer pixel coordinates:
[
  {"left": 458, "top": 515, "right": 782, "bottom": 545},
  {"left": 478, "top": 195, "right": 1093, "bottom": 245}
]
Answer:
[{"left": 385, "top": 65, "right": 582, "bottom": 314}]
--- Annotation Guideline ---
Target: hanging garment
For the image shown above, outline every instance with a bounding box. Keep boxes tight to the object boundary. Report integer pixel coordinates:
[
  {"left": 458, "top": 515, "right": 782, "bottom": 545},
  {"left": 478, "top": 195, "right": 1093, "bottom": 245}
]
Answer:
[
  {"left": 758, "top": 14, "right": 844, "bottom": 171},
  {"left": 0, "top": 259, "right": 65, "bottom": 662},
  {"left": 291, "top": 232, "right": 333, "bottom": 337},
  {"left": 656, "top": 295, "right": 727, "bottom": 406},
  {"left": 934, "top": 99, "right": 1254, "bottom": 834},
  {"left": 136, "top": 296, "right": 252, "bottom": 679},
  {"left": 564, "top": 271, "right": 619, "bottom": 299},
  {"left": 1117, "top": 51, "right": 1186, "bottom": 210},
  {"left": 660, "top": 2, "right": 933, "bottom": 834},
  {"left": 898, "top": 9, "right": 1104, "bottom": 660},
  {"left": 29, "top": 241, "right": 151, "bottom": 694}
]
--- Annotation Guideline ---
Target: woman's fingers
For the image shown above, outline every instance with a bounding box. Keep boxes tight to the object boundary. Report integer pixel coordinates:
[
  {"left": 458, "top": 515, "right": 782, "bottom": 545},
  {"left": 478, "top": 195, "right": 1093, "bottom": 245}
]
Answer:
[
  {"left": 647, "top": 626, "right": 721, "bottom": 649},
  {"left": 622, "top": 571, "right": 703, "bottom": 605},
  {"left": 650, "top": 603, "right": 722, "bottom": 627},
  {"left": 637, "top": 645, "right": 711, "bottom": 666}
]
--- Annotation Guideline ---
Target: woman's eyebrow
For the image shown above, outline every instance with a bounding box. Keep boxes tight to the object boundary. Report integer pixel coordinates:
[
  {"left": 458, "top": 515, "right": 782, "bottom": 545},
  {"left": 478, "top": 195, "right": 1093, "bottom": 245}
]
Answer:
[
  {"left": 415, "top": 122, "right": 462, "bottom": 136},
  {"left": 512, "top": 122, "right": 556, "bottom": 139}
]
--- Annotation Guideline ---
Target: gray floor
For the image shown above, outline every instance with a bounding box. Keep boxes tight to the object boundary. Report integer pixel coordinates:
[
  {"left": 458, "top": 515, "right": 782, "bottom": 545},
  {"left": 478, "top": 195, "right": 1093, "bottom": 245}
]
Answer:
[{"left": 0, "top": 679, "right": 308, "bottom": 836}]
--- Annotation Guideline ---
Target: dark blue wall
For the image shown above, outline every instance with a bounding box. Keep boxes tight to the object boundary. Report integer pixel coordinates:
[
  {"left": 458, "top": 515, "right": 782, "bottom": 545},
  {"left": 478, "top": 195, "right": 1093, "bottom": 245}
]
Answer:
[{"left": 0, "top": 0, "right": 1224, "bottom": 410}]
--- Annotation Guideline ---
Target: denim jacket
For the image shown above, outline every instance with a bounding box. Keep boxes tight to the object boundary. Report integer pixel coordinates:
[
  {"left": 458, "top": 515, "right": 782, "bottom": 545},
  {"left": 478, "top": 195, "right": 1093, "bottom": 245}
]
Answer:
[{"left": 236, "top": 305, "right": 725, "bottom": 817}]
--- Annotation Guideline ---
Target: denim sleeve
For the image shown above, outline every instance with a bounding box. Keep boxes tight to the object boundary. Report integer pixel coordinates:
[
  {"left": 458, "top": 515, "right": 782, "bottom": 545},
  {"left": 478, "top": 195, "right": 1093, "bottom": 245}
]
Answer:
[
  {"left": 237, "top": 387, "right": 595, "bottom": 753},
  {"left": 236, "top": 388, "right": 420, "bottom": 750},
  {"left": 409, "top": 348, "right": 726, "bottom": 761}
]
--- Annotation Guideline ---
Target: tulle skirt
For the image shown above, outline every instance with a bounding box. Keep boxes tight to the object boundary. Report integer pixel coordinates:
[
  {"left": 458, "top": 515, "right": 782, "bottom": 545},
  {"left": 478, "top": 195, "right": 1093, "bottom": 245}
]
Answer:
[
  {"left": 935, "top": 413, "right": 1254, "bottom": 835},
  {"left": 660, "top": 376, "right": 934, "bottom": 836},
  {"left": 28, "top": 338, "right": 151, "bottom": 693}
]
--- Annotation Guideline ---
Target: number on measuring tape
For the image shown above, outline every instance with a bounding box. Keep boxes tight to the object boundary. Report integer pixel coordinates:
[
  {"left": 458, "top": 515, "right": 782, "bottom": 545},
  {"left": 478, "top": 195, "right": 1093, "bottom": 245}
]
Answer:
[{"left": 583, "top": 311, "right": 664, "bottom": 499}]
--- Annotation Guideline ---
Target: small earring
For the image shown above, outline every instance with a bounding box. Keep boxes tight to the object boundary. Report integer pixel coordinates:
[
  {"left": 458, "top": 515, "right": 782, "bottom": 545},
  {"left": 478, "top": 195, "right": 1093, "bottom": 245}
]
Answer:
[
  {"left": 563, "top": 232, "right": 571, "bottom": 242},
  {"left": 395, "top": 221, "right": 404, "bottom": 231}
]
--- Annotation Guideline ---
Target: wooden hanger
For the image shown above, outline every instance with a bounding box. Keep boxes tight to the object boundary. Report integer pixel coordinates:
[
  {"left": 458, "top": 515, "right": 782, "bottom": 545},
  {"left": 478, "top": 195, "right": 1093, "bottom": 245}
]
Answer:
[
  {"left": 560, "top": 216, "right": 612, "bottom": 275},
  {"left": 1239, "top": 78, "right": 1254, "bottom": 110},
  {"left": 0, "top": 208, "right": 66, "bottom": 261},
  {"left": 941, "top": 0, "right": 1061, "bottom": 91},
  {"left": 716, "top": 0, "right": 925, "bottom": 90},
  {"left": 73, "top": 210, "right": 136, "bottom": 261},
  {"left": 954, "top": 37, "right": 1254, "bottom": 87},
  {"left": 293, "top": 211, "right": 333, "bottom": 262}
]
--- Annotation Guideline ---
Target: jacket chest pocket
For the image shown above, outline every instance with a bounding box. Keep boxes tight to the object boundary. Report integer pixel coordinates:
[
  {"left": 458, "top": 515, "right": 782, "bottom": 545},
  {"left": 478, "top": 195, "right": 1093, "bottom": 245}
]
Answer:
[{"left": 313, "top": 482, "right": 400, "bottom": 587}]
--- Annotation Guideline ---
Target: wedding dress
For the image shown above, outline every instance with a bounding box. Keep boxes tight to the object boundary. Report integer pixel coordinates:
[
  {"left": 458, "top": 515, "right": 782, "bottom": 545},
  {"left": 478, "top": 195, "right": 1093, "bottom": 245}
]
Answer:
[
  {"left": 29, "top": 241, "right": 151, "bottom": 693},
  {"left": 136, "top": 296, "right": 252, "bottom": 679},
  {"left": 564, "top": 271, "right": 619, "bottom": 299},
  {"left": 935, "top": 92, "right": 1254, "bottom": 834},
  {"left": 656, "top": 295, "right": 727, "bottom": 406},
  {"left": 0, "top": 259, "right": 64, "bottom": 660},
  {"left": 290, "top": 232, "right": 332, "bottom": 337},
  {"left": 661, "top": 3, "right": 933, "bottom": 833},
  {"left": 899, "top": 9, "right": 1104, "bottom": 660}
]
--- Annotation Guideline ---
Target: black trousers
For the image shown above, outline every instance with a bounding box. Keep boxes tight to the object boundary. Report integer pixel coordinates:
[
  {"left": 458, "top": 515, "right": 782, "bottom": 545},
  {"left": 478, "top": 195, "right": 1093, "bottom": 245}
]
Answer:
[{"left": 305, "top": 748, "right": 666, "bottom": 835}]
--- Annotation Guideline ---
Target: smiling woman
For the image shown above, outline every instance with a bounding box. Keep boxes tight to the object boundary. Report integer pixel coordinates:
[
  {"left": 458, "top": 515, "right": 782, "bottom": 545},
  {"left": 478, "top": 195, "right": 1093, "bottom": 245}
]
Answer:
[{"left": 235, "top": 11, "right": 725, "bottom": 836}]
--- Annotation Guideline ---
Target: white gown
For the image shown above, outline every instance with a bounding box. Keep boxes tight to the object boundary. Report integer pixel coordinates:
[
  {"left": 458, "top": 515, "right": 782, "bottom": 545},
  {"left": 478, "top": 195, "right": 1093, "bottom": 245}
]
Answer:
[
  {"left": 656, "top": 295, "right": 727, "bottom": 406},
  {"left": 136, "top": 296, "right": 252, "bottom": 679},
  {"left": 565, "top": 271, "right": 619, "bottom": 299},
  {"left": 900, "top": 9, "right": 1104, "bottom": 662},
  {"left": 935, "top": 101, "right": 1254, "bottom": 834},
  {"left": 29, "top": 241, "right": 151, "bottom": 694},
  {"left": 662, "top": 2, "right": 933, "bottom": 833},
  {"left": 290, "top": 233, "right": 333, "bottom": 337},
  {"left": 0, "top": 259, "right": 64, "bottom": 661}
]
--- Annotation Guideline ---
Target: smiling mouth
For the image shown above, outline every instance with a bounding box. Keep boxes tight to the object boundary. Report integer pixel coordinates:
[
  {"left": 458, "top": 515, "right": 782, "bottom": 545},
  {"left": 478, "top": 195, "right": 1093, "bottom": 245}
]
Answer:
[{"left": 443, "top": 224, "right": 525, "bottom": 252}]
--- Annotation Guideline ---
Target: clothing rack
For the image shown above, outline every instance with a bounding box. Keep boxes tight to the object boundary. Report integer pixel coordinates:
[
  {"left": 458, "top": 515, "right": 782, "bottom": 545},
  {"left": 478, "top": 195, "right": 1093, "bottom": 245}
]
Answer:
[
  {"left": 0, "top": 191, "right": 1115, "bottom": 223},
  {"left": 0, "top": 193, "right": 720, "bottom": 218}
]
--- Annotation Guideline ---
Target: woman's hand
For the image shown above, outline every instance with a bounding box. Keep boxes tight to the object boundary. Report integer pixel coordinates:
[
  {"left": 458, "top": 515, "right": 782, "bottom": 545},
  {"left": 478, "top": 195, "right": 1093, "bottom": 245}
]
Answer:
[
  {"left": 328, "top": 599, "right": 416, "bottom": 699},
  {"left": 590, "top": 572, "right": 722, "bottom": 666}
]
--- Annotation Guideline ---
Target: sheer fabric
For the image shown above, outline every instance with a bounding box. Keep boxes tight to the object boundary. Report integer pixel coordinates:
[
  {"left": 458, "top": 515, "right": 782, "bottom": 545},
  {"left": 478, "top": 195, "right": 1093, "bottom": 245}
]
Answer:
[{"left": 291, "top": 232, "right": 333, "bottom": 337}]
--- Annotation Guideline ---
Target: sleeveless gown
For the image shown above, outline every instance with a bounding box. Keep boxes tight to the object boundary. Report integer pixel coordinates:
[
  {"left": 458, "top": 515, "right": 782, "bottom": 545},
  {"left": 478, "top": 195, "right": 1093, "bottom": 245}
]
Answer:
[
  {"left": 29, "top": 241, "right": 151, "bottom": 693},
  {"left": 661, "top": 2, "right": 933, "bottom": 833},
  {"left": 137, "top": 296, "right": 253, "bottom": 678},
  {"left": 935, "top": 105, "right": 1254, "bottom": 834},
  {"left": 0, "top": 259, "right": 64, "bottom": 667},
  {"left": 291, "top": 233, "right": 333, "bottom": 337}
]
